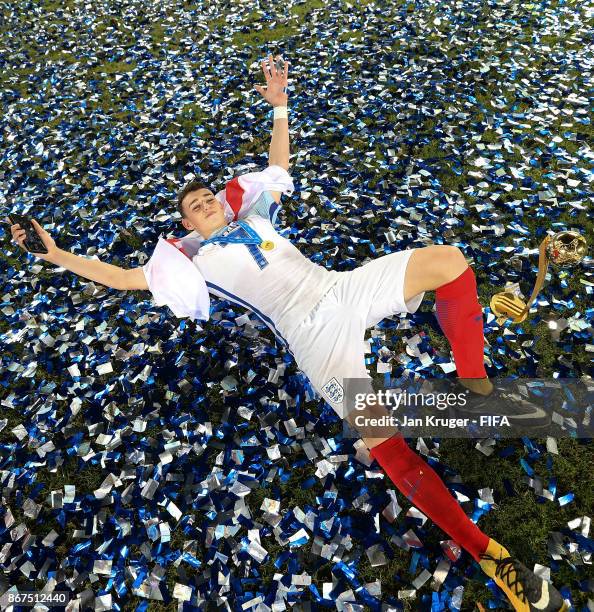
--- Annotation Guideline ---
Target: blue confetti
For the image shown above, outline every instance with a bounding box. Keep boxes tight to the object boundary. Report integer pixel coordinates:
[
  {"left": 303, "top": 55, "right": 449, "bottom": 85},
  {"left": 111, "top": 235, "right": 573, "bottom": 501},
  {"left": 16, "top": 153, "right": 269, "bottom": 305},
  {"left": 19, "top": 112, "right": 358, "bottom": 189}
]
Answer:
[{"left": 0, "top": 0, "right": 591, "bottom": 609}]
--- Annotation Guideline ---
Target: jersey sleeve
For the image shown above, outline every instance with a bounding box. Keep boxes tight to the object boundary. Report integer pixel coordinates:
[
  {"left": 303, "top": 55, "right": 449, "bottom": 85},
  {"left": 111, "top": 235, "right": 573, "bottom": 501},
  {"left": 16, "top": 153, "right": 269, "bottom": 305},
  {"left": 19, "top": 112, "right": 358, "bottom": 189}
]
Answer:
[
  {"left": 247, "top": 191, "right": 282, "bottom": 226},
  {"left": 142, "top": 236, "right": 211, "bottom": 321}
]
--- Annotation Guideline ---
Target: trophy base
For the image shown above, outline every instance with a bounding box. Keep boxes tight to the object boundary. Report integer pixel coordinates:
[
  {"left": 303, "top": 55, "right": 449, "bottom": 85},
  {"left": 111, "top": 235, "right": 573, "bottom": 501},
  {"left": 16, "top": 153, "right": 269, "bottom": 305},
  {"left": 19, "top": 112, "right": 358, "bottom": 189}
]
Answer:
[{"left": 490, "top": 292, "right": 528, "bottom": 324}]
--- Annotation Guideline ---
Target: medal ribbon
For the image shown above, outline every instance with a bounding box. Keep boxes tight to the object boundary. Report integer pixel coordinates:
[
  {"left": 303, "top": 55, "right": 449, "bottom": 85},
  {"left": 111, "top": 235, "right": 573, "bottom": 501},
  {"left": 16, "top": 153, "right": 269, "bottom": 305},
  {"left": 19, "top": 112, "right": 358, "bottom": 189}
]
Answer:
[
  {"left": 201, "top": 220, "right": 263, "bottom": 247},
  {"left": 201, "top": 220, "right": 269, "bottom": 270}
]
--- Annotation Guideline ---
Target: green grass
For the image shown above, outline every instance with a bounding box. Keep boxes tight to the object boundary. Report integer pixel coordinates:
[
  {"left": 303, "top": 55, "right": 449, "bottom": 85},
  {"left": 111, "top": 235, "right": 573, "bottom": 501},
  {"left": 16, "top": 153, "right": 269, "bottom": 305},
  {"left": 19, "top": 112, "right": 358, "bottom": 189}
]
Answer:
[{"left": 89, "top": 61, "right": 137, "bottom": 75}]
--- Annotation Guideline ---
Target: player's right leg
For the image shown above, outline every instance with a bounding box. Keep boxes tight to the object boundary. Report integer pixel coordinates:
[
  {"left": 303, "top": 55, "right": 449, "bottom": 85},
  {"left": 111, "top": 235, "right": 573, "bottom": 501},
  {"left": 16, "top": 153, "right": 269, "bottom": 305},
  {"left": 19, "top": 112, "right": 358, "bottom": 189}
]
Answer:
[
  {"left": 368, "top": 434, "right": 568, "bottom": 611},
  {"left": 327, "top": 249, "right": 567, "bottom": 611},
  {"left": 331, "top": 390, "right": 565, "bottom": 611},
  {"left": 286, "top": 283, "right": 501, "bottom": 600}
]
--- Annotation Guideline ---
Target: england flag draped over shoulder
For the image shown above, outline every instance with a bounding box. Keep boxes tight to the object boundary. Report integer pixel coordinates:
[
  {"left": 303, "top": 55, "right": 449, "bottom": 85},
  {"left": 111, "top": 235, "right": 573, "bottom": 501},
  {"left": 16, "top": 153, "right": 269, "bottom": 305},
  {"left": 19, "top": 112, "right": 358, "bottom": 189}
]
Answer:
[
  {"left": 218, "top": 164, "right": 294, "bottom": 222},
  {"left": 142, "top": 165, "right": 294, "bottom": 322}
]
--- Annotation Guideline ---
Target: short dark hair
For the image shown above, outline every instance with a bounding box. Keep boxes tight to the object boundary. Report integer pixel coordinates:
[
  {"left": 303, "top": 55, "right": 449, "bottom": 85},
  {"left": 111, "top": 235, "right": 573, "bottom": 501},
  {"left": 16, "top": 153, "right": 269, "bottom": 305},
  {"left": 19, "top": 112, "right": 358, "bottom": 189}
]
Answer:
[{"left": 176, "top": 180, "right": 212, "bottom": 218}]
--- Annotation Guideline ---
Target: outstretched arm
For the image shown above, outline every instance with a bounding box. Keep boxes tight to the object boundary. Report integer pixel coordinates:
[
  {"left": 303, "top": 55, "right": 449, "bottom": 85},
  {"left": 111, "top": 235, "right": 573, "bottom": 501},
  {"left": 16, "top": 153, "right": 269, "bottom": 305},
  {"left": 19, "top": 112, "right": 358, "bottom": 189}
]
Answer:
[
  {"left": 255, "top": 54, "right": 290, "bottom": 187},
  {"left": 10, "top": 219, "right": 148, "bottom": 291}
]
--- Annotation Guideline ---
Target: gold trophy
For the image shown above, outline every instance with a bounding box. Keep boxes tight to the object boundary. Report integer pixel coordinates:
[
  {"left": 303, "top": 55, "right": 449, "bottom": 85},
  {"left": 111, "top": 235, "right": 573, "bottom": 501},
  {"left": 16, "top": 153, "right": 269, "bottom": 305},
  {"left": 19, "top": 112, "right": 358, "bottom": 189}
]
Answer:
[{"left": 490, "top": 231, "right": 588, "bottom": 324}]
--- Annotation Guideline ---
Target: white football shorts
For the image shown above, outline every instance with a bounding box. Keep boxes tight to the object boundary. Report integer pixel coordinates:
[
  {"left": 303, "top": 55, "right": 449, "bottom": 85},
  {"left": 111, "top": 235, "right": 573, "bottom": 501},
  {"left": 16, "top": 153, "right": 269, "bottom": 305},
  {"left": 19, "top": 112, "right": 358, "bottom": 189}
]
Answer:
[{"left": 284, "top": 248, "right": 425, "bottom": 419}]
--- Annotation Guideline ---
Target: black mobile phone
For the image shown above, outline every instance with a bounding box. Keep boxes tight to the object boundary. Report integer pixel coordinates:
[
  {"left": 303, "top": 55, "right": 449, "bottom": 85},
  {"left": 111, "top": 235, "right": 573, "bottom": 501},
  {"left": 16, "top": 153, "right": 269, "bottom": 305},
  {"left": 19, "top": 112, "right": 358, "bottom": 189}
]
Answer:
[{"left": 7, "top": 213, "right": 49, "bottom": 254}]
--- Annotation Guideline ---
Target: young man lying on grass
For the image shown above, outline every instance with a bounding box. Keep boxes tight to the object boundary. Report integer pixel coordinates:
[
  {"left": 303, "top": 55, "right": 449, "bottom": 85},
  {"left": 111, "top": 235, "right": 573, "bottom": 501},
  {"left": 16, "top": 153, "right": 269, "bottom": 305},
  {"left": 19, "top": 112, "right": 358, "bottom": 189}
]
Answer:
[{"left": 9, "top": 54, "right": 567, "bottom": 611}]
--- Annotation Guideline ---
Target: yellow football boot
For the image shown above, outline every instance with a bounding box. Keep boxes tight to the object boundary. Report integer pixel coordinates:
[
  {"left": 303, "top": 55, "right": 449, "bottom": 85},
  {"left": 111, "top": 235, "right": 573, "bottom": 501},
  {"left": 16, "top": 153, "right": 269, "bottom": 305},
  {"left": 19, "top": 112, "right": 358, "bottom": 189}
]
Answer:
[{"left": 478, "top": 539, "right": 569, "bottom": 612}]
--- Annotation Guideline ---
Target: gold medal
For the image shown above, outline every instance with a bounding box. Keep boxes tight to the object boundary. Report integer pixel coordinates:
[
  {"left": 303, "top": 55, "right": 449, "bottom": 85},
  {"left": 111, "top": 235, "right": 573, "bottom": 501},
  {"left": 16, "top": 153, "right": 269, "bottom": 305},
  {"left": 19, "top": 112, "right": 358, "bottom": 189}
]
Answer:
[{"left": 260, "top": 240, "right": 275, "bottom": 251}]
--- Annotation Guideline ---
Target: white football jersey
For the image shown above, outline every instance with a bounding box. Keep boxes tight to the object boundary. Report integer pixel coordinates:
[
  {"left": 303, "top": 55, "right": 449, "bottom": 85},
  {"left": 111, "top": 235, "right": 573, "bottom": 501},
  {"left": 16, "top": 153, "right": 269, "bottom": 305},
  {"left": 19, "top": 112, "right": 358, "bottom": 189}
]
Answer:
[
  {"left": 194, "top": 191, "right": 341, "bottom": 348},
  {"left": 142, "top": 166, "right": 341, "bottom": 349}
]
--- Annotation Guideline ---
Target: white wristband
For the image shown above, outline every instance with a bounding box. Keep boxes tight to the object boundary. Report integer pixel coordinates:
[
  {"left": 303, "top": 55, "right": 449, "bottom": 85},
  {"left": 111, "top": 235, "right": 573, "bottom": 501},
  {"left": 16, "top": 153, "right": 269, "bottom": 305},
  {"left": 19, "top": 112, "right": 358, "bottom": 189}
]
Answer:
[{"left": 273, "top": 106, "right": 288, "bottom": 120}]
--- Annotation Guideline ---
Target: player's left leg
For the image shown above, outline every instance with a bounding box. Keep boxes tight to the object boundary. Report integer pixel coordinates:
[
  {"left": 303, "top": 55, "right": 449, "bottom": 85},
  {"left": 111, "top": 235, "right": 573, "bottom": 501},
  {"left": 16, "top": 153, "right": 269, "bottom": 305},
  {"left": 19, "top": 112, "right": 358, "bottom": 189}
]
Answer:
[
  {"left": 397, "top": 245, "right": 567, "bottom": 611},
  {"left": 403, "top": 245, "right": 550, "bottom": 428},
  {"left": 403, "top": 245, "right": 491, "bottom": 393},
  {"left": 345, "top": 245, "right": 566, "bottom": 611}
]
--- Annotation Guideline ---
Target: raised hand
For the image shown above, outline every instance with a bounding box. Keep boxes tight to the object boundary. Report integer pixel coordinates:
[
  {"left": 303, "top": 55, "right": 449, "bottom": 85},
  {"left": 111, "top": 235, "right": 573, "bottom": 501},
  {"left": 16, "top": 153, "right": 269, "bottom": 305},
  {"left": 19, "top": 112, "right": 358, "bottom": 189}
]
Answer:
[{"left": 254, "top": 54, "right": 290, "bottom": 107}]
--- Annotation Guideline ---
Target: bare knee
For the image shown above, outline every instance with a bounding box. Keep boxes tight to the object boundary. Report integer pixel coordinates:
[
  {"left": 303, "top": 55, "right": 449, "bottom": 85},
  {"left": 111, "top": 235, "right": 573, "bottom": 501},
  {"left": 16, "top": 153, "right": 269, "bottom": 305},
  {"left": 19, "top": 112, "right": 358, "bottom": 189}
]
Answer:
[
  {"left": 428, "top": 245, "right": 467, "bottom": 282},
  {"left": 405, "top": 244, "right": 468, "bottom": 297}
]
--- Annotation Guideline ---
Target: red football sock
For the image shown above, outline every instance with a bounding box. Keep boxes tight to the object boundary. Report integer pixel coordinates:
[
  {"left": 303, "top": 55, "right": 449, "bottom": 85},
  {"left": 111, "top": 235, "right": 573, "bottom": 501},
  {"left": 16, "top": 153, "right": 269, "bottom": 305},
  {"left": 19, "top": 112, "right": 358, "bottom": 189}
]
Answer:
[
  {"left": 435, "top": 266, "right": 487, "bottom": 378},
  {"left": 370, "top": 434, "right": 489, "bottom": 562}
]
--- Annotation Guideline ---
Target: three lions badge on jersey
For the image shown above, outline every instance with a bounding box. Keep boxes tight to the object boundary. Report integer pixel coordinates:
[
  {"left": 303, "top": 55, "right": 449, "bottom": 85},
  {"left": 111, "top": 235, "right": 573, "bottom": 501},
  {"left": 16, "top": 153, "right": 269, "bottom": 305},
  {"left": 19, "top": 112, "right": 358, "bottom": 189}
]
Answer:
[{"left": 322, "top": 377, "right": 344, "bottom": 404}]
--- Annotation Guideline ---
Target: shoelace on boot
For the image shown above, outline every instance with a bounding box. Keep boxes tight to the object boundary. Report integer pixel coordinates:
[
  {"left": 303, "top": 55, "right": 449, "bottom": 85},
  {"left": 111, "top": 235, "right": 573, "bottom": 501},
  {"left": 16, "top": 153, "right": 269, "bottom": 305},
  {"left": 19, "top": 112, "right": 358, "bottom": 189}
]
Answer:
[{"left": 480, "top": 553, "right": 527, "bottom": 604}]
